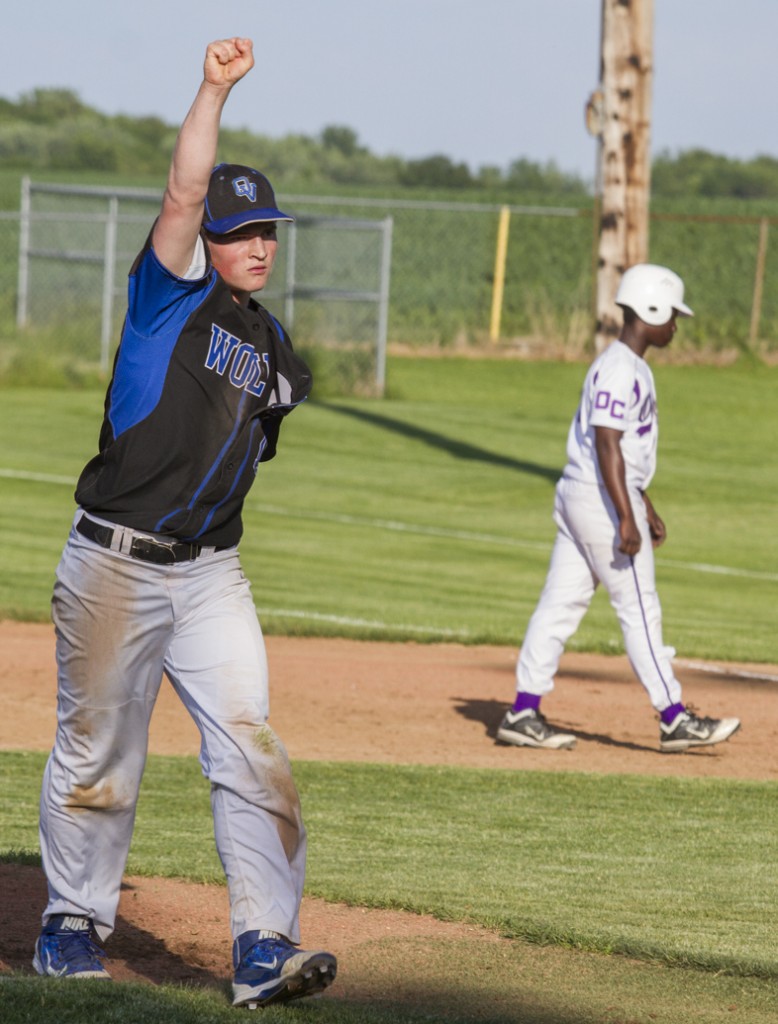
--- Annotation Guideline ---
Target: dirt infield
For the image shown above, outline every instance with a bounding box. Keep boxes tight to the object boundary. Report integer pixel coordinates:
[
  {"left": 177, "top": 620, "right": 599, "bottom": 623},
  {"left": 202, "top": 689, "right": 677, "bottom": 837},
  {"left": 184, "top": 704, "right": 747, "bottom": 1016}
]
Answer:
[{"left": 2, "top": 619, "right": 776, "bottom": 1007}]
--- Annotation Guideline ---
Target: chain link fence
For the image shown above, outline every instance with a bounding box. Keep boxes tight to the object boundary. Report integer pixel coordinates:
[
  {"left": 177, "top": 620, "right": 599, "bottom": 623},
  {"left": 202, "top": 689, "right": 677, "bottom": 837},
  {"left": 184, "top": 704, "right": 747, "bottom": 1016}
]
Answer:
[
  {"left": 285, "top": 194, "right": 777, "bottom": 356},
  {"left": 0, "top": 181, "right": 776, "bottom": 394},
  {"left": 7, "top": 181, "right": 393, "bottom": 396}
]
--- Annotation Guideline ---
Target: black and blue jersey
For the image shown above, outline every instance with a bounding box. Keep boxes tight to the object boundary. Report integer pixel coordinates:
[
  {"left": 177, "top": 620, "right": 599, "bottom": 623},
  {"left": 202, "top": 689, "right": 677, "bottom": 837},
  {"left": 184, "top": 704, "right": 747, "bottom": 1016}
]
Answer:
[{"left": 75, "top": 233, "right": 312, "bottom": 548}]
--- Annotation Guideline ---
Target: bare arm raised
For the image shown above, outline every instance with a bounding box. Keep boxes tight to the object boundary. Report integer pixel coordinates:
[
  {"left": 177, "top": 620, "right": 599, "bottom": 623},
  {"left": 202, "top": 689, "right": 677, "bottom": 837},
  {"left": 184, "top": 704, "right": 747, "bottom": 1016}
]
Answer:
[{"left": 152, "top": 38, "right": 255, "bottom": 277}]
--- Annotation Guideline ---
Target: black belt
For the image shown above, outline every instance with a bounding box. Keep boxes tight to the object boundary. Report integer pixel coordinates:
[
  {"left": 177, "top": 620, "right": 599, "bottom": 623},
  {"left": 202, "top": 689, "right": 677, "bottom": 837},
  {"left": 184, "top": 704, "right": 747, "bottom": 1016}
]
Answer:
[{"left": 76, "top": 515, "right": 227, "bottom": 566}]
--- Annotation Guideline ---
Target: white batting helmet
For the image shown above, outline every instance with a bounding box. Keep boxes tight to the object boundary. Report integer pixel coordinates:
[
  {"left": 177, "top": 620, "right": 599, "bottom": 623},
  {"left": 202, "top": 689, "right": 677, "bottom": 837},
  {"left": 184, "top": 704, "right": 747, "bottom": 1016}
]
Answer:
[{"left": 615, "top": 264, "right": 694, "bottom": 326}]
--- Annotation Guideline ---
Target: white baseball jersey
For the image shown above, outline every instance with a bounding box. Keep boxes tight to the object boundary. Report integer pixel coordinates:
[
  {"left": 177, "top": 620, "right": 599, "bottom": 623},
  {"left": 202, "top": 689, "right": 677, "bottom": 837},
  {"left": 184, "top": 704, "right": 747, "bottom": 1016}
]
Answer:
[
  {"left": 515, "top": 338, "right": 683, "bottom": 714},
  {"left": 563, "top": 340, "right": 658, "bottom": 491}
]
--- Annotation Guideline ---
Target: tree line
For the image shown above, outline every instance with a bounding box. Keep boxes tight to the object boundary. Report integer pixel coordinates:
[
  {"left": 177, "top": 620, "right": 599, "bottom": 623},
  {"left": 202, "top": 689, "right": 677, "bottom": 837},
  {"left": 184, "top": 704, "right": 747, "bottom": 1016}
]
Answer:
[{"left": 2, "top": 88, "right": 777, "bottom": 200}]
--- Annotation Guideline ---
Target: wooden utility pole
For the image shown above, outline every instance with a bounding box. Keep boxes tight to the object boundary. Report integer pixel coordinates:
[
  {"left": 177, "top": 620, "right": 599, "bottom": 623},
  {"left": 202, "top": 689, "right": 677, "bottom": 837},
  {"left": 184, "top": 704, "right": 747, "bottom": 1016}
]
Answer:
[{"left": 589, "top": 0, "right": 654, "bottom": 351}]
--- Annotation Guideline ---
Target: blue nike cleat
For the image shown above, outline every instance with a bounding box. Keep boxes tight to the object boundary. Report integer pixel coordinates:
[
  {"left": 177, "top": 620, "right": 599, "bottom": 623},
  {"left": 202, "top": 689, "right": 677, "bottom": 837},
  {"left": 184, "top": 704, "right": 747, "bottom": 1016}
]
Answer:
[
  {"left": 232, "top": 932, "right": 337, "bottom": 1008},
  {"left": 33, "top": 914, "right": 110, "bottom": 979}
]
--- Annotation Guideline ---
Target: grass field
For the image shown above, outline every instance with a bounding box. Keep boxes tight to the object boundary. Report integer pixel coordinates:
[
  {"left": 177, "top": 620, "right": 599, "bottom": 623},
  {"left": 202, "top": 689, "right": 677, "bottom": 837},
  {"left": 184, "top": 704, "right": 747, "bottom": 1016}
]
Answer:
[
  {"left": 2, "top": 752, "right": 773, "bottom": 977},
  {"left": 1, "top": 356, "right": 777, "bottom": 1022},
  {"left": 2, "top": 754, "right": 778, "bottom": 1022},
  {"left": 1, "top": 356, "right": 776, "bottom": 661}
]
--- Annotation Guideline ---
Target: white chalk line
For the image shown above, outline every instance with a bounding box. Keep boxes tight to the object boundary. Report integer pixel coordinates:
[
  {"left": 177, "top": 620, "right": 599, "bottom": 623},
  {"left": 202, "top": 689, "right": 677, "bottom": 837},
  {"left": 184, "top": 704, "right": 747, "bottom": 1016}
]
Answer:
[
  {"left": 1, "top": 469, "right": 772, "bottom": 681},
  {"left": 0, "top": 468, "right": 75, "bottom": 486},
  {"left": 251, "top": 501, "right": 554, "bottom": 550},
  {"left": 254, "top": 612, "right": 776, "bottom": 683},
  {"left": 2, "top": 468, "right": 776, "bottom": 583},
  {"left": 675, "top": 659, "right": 778, "bottom": 685},
  {"left": 252, "top": 502, "right": 778, "bottom": 583},
  {"left": 256, "top": 606, "right": 469, "bottom": 638}
]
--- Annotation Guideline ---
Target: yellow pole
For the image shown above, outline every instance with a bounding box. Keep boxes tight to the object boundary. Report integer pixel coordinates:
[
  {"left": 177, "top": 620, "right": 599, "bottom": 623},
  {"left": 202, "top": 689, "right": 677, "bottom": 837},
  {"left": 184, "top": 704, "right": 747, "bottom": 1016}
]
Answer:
[
  {"left": 489, "top": 205, "right": 511, "bottom": 342},
  {"left": 749, "top": 217, "right": 769, "bottom": 350}
]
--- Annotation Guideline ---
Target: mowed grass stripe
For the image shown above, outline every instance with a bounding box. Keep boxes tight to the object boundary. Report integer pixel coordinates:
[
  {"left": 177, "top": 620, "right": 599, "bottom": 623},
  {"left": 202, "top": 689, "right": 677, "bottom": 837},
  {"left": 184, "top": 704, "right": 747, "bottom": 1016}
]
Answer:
[
  {"left": 0, "top": 357, "right": 776, "bottom": 661},
  {"left": 3, "top": 752, "right": 776, "bottom": 979},
  {"left": 0, "top": 469, "right": 774, "bottom": 581}
]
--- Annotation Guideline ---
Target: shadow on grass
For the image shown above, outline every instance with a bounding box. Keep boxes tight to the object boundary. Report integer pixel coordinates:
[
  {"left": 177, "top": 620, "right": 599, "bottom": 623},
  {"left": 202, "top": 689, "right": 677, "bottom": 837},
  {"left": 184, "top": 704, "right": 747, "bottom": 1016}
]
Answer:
[
  {"left": 321, "top": 403, "right": 561, "bottom": 483},
  {"left": 0, "top": 973, "right": 628, "bottom": 1024},
  {"left": 1, "top": 865, "right": 775, "bottom": 1024}
]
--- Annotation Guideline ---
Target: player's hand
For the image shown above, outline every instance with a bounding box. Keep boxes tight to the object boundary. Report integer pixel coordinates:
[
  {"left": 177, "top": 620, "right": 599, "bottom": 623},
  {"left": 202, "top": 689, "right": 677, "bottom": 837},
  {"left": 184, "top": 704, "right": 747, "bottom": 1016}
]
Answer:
[
  {"left": 646, "top": 511, "right": 666, "bottom": 548},
  {"left": 617, "top": 516, "right": 642, "bottom": 556},
  {"left": 203, "top": 38, "right": 254, "bottom": 89},
  {"left": 642, "top": 492, "right": 667, "bottom": 548}
]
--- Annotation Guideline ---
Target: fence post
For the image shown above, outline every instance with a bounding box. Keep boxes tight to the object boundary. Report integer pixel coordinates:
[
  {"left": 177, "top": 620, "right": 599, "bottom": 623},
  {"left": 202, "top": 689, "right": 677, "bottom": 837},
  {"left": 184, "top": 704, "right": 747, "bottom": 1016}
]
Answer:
[
  {"left": 284, "top": 221, "right": 297, "bottom": 331},
  {"left": 489, "top": 205, "right": 511, "bottom": 342},
  {"left": 100, "top": 196, "right": 119, "bottom": 373},
  {"left": 16, "top": 176, "right": 31, "bottom": 329},
  {"left": 375, "top": 216, "right": 393, "bottom": 395},
  {"left": 748, "top": 217, "right": 769, "bottom": 351}
]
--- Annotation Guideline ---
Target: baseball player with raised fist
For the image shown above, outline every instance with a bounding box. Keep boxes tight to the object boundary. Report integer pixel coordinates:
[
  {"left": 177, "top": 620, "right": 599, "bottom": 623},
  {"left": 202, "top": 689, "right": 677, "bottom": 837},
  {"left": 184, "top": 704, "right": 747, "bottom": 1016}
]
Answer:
[
  {"left": 498, "top": 264, "right": 741, "bottom": 754},
  {"left": 33, "top": 38, "right": 336, "bottom": 1008}
]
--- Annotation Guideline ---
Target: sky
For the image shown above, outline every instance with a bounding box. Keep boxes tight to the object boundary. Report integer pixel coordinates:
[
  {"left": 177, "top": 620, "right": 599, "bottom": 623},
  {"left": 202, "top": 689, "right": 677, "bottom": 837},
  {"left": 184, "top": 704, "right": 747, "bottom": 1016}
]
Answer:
[{"left": 2, "top": 1, "right": 776, "bottom": 183}]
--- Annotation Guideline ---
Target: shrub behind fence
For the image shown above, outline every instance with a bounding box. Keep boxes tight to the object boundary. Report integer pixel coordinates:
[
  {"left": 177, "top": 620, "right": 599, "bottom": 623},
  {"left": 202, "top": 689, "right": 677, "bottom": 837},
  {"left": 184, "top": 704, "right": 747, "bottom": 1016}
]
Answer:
[{"left": 0, "top": 182, "right": 775, "bottom": 394}]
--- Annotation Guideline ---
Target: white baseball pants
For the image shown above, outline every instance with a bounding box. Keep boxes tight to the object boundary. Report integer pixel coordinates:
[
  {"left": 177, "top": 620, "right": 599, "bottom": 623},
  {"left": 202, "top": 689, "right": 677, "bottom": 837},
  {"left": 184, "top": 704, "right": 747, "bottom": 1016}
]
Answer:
[
  {"left": 39, "top": 513, "right": 306, "bottom": 943},
  {"left": 516, "top": 477, "right": 682, "bottom": 712}
]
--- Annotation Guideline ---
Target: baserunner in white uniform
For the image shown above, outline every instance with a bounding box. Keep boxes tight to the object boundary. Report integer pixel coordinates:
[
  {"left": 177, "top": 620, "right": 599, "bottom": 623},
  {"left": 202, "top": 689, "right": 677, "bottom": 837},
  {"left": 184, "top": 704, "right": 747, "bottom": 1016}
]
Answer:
[{"left": 498, "top": 264, "right": 741, "bottom": 753}]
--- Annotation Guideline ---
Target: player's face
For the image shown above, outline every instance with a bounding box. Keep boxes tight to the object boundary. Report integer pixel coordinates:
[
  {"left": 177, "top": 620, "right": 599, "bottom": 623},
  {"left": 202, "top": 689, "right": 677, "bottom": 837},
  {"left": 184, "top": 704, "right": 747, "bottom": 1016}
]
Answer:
[
  {"left": 207, "top": 223, "right": 279, "bottom": 303},
  {"left": 646, "top": 311, "right": 678, "bottom": 349}
]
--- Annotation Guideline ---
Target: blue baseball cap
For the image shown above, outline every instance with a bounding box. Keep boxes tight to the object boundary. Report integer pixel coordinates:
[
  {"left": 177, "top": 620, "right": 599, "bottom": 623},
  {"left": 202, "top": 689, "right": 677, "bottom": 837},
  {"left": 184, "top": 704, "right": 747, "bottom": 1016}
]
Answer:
[{"left": 203, "top": 163, "right": 294, "bottom": 235}]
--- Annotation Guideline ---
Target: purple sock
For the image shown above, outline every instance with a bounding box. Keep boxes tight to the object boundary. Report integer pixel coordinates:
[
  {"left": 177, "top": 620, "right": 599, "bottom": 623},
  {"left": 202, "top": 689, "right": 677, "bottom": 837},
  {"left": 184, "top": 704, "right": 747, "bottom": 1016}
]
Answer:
[
  {"left": 512, "top": 692, "right": 541, "bottom": 713},
  {"left": 661, "top": 702, "right": 685, "bottom": 725}
]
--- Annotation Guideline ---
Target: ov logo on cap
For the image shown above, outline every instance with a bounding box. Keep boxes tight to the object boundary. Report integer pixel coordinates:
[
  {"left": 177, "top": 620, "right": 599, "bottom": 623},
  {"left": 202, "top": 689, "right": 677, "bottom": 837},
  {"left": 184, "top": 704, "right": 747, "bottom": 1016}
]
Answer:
[{"left": 232, "top": 177, "right": 257, "bottom": 202}]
